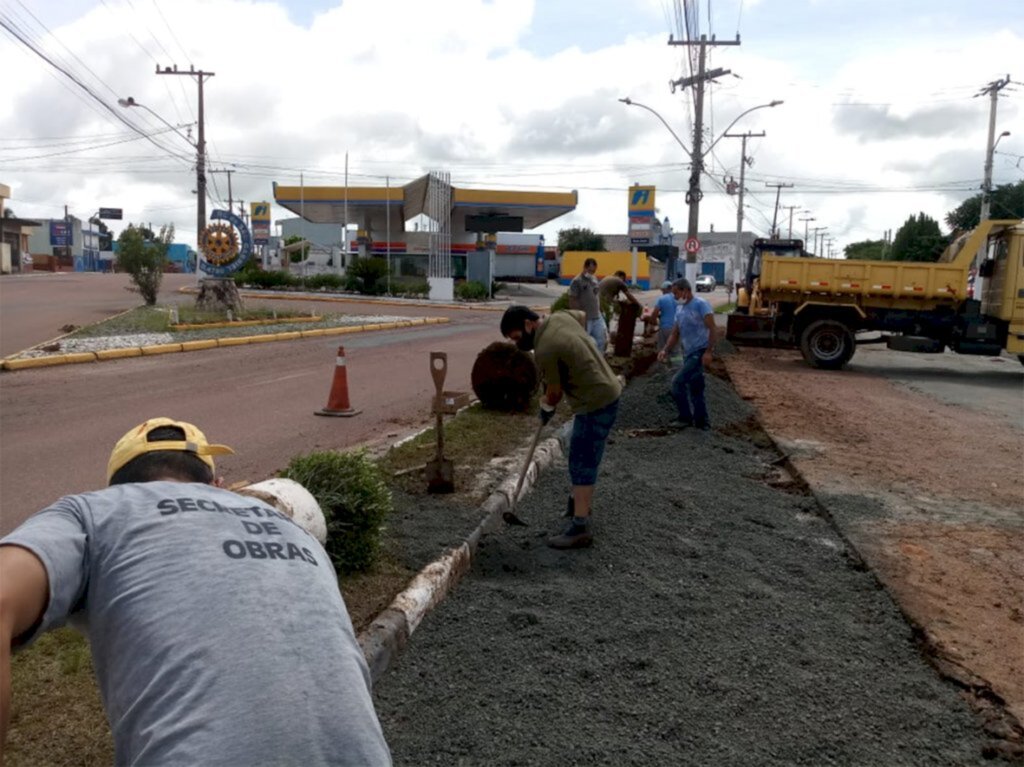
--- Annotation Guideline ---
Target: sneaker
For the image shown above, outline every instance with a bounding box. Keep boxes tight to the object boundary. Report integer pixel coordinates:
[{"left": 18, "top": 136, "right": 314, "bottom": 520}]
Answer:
[
  {"left": 669, "top": 418, "right": 693, "bottom": 429},
  {"left": 548, "top": 519, "right": 593, "bottom": 549}
]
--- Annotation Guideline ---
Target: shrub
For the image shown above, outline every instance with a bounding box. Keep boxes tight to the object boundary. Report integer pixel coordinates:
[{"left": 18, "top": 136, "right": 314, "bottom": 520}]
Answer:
[
  {"left": 280, "top": 450, "right": 393, "bottom": 574},
  {"left": 401, "top": 280, "right": 430, "bottom": 296},
  {"left": 235, "top": 269, "right": 299, "bottom": 289},
  {"left": 303, "top": 273, "right": 344, "bottom": 291},
  {"left": 117, "top": 224, "right": 170, "bottom": 305},
  {"left": 346, "top": 257, "right": 389, "bottom": 294},
  {"left": 550, "top": 290, "right": 570, "bottom": 313},
  {"left": 455, "top": 280, "right": 488, "bottom": 300}
]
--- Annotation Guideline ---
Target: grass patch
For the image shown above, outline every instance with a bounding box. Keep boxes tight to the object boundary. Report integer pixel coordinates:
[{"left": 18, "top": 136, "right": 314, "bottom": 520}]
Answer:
[
  {"left": 68, "top": 305, "right": 315, "bottom": 338},
  {"left": 7, "top": 629, "right": 113, "bottom": 766},
  {"left": 715, "top": 302, "right": 737, "bottom": 314}
]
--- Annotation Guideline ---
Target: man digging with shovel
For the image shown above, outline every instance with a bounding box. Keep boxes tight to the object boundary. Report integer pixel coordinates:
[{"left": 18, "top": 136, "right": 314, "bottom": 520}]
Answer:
[{"left": 500, "top": 306, "right": 622, "bottom": 549}]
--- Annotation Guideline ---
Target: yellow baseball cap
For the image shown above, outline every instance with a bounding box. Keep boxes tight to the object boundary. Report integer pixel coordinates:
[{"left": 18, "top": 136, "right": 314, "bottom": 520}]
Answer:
[{"left": 107, "top": 417, "right": 235, "bottom": 483}]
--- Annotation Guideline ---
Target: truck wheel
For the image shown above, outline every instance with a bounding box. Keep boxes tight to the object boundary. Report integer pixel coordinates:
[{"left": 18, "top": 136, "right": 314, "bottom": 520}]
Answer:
[{"left": 800, "top": 320, "right": 855, "bottom": 369}]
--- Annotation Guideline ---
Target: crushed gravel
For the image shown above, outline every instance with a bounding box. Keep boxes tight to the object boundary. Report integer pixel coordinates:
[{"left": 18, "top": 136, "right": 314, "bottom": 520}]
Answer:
[
  {"left": 373, "top": 366, "right": 989, "bottom": 766},
  {"left": 9, "top": 315, "right": 416, "bottom": 358}
]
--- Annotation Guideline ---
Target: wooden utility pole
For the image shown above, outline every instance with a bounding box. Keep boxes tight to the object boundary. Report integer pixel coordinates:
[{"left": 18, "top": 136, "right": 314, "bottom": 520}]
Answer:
[
  {"left": 765, "top": 182, "right": 794, "bottom": 238},
  {"left": 724, "top": 130, "right": 764, "bottom": 289},
  {"left": 668, "top": 33, "right": 740, "bottom": 283},
  {"left": 156, "top": 65, "right": 215, "bottom": 248}
]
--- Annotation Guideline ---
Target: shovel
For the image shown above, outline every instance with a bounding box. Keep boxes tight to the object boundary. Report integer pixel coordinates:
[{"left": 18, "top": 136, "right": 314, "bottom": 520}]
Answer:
[
  {"left": 502, "top": 419, "right": 546, "bottom": 526},
  {"left": 426, "top": 352, "right": 455, "bottom": 494}
]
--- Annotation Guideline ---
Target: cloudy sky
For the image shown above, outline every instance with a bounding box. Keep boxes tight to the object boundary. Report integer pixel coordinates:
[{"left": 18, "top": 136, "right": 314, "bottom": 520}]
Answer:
[{"left": 1, "top": 0, "right": 1021, "bottom": 254}]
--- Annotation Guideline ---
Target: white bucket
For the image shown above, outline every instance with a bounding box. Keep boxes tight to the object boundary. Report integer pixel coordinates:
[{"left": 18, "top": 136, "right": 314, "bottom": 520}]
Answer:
[{"left": 236, "top": 478, "right": 328, "bottom": 545}]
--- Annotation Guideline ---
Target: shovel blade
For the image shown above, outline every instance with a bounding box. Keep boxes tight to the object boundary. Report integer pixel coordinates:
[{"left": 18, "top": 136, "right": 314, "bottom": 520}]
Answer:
[
  {"left": 426, "top": 458, "right": 455, "bottom": 494},
  {"left": 502, "top": 510, "right": 528, "bottom": 527}
]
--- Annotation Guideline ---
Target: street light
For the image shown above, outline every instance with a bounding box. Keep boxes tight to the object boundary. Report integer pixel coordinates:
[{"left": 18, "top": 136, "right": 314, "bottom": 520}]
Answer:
[
  {"left": 620, "top": 96, "right": 782, "bottom": 282},
  {"left": 118, "top": 97, "right": 195, "bottom": 147},
  {"left": 617, "top": 98, "right": 692, "bottom": 159},
  {"left": 119, "top": 96, "right": 204, "bottom": 280},
  {"left": 705, "top": 100, "right": 784, "bottom": 155}
]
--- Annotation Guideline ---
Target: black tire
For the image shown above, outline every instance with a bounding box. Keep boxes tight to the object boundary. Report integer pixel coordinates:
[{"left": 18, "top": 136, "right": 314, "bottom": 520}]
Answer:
[{"left": 799, "top": 319, "right": 855, "bottom": 369}]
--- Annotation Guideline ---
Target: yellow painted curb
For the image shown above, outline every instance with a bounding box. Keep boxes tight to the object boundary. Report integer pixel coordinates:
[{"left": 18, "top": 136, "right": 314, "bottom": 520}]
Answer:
[
  {"left": 2, "top": 316, "right": 453, "bottom": 371},
  {"left": 141, "top": 343, "right": 183, "bottom": 355},
  {"left": 179, "top": 339, "right": 219, "bottom": 352},
  {"left": 96, "top": 348, "right": 143, "bottom": 360},
  {"left": 3, "top": 353, "right": 93, "bottom": 370}
]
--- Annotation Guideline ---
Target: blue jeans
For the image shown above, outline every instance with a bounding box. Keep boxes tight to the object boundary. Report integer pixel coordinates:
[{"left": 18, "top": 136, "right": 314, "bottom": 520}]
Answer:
[
  {"left": 671, "top": 349, "right": 709, "bottom": 426},
  {"left": 568, "top": 399, "right": 620, "bottom": 486},
  {"left": 586, "top": 317, "right": 607, "bottom": 351}
]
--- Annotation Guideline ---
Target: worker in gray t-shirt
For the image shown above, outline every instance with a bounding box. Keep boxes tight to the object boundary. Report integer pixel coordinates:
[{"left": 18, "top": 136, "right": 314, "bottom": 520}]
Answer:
[
  {"left": 0, "top": 417, "right": 391, "bottom": 766},
  {"left": 568, "top": 256, "right": 606, "bottom": 350}
]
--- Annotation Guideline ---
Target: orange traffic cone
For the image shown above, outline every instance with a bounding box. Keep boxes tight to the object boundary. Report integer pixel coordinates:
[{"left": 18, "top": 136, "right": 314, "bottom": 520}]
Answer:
[{"left": 315, "top": 346, "right": 361, "bottom": 417}]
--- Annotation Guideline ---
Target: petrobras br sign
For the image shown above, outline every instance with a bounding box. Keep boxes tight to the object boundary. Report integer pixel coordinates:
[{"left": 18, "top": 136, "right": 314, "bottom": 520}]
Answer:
[
  {"left": 250, "top": 201, "right": 271, "bottom": 222},
  {"left": 628, "top": 185, "right": 655, "bottom": 217},
  {"left": 252, "top": 221, "right": 271, "bottom": 245}
]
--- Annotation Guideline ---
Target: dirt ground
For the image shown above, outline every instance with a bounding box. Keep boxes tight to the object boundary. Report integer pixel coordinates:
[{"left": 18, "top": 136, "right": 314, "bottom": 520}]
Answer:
[{"left": 724, "top": 348, "right": 1024, "bottom": 733}]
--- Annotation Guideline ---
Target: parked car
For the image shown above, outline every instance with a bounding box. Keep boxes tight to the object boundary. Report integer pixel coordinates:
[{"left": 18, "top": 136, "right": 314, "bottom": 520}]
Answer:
[{"left": 695, "top": 274, "right": 716, "bottom": 292}]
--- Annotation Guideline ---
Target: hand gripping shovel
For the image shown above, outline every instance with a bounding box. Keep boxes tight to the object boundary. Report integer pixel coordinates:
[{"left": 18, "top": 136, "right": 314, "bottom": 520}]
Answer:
[{"left": 503, "top": 420, "right": 546, "bottom": 526}]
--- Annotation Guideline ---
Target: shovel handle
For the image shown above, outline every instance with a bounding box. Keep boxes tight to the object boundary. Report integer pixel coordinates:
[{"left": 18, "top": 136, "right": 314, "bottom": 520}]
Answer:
[{"left": 430, "top": 352, "right": 447, "bottom": 396}]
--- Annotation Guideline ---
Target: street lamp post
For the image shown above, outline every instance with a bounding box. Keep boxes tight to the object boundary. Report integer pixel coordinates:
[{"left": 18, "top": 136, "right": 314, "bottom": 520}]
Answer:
[
  {"left": 620, "top": 97, "right": 782, "bottom": 282},
  {"left": 119, "top": 96, "right": 203, "bottom": 280}
]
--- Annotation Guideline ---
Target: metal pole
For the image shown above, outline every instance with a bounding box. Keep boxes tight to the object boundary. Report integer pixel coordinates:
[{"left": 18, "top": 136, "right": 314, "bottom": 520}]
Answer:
[
  {"left": 386, "top": 174, "right": 391, "bottom": 295},
  {"left": 735, "top": 135, "right": 748, "bottom": 289}
]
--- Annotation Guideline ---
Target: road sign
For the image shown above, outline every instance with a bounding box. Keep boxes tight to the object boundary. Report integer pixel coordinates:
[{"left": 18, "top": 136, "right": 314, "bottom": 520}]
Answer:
[
  {"left": 98, "top": 207, "right": 122, "bottom": 220},
  {"left": 684, "top": 237, "right": 700, "bottom": 254}
]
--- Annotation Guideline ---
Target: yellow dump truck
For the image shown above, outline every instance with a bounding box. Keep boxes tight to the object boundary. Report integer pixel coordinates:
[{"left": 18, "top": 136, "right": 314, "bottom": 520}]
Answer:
[{"left": 727, "top": 219, "right": 1024, "bottom": 368}]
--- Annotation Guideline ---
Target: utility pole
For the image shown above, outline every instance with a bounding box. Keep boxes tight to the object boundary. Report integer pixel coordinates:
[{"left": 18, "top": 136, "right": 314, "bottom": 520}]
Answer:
[
  {"left": 210, "top": 168, "right": 234, "bottom": 211},
  {"left": 669, "top": 33, "right": 740, "bottom": 283},
  {"left": 978, "top": 75, "right": 1011, "bottom": 222},
  {"left": 724, "top": 130, "right": 764, "bottom": 290},
  {"left": 156, "top": 64, "right": 215, "bottom": 249},
  {"left": 799, "top": 215, "right": 815, "bottom": 252},
  {"left": 765, "top": 182, "right": 794, "bottom": 237},
  {"left": 782, "top": 205, "right": 799, "bottom": 238},
  {"left": 811, "top": 226, "right": 827, "bottom": 256}
]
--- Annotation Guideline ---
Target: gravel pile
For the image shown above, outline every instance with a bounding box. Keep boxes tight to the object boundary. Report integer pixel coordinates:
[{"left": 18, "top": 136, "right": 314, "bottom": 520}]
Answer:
[{"left": 373, "top": 365, "right": 988, "bottom": 765}]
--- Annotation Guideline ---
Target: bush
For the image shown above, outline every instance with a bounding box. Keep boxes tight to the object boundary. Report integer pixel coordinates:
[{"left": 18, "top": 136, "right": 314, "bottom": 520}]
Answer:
[
  {"left": 550, "top": 289, "right": 611, "bottom": 322},
  {"left": 234, "top": 269, "right": 299, "bottom": 289},
  {"left": 400, "top": 280, "right": 430, "bottom": 296},
  {"left": 303, "top": 273, "right": 344, "bottom": 291},
  {"left": 455, "top": 280, "right": 488, "bottom": 300},
  {"left": 117, "top": 224, "right": 170, "bottom": 305},
  {"left": 346, "top": 257, "right": 389, "bottom": 294},
  {"left": 280, "top": 450, "right": 393, "bottom": 574},
  {"left": 550, "top": 290, "right": 570, "bottom": 313}
]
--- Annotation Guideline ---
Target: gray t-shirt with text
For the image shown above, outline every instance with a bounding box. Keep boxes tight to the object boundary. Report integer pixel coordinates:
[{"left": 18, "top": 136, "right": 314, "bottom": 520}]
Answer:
[{"left": 1, "top": 481, "right": 391, "bottom": 766}]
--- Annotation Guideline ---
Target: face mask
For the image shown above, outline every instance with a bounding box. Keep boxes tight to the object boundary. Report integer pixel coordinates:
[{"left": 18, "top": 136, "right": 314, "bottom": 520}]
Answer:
[{"left": 516, "top": 329, "right": 536, "bottom": 352}]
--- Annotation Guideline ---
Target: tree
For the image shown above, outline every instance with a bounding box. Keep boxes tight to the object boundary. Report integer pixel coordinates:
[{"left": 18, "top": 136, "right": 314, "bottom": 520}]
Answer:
[
  {"left": 890, "top": 213, "right": 947, "bottom": 262},
  {"left": 284, "top": 234, "right": 310, "bottom": 263},
  {"left": 945, "top": 180, "right": 1024, "bottom": 232},
  {"left": 117, "top": 223, "right": 172, "bottom": 305},
  {"left": 843, "top": 239, "right": 887, "bottom": 260},
  {"left": 557, "top": 227, "right": 605, "bottom": 253}
]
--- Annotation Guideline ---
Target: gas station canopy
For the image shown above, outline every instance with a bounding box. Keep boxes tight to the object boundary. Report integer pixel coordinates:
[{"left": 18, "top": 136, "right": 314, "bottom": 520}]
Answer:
[{"left": 273, "top": 174, "right": 577, "bottom": 233}]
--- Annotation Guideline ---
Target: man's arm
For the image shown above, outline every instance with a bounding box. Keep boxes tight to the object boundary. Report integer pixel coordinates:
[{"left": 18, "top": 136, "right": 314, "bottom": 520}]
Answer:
[
  {"left": 0, "top": 545, "right": 50, "bottom": 749},
  {"left": 657, "top": 326, "right": 680, "bottom": 361},
  {"left": 567, "top": 279, "right": 582, "bottom": 311},
  {"left": 701, "top": 312, "right": 717, "bottom": 367}
]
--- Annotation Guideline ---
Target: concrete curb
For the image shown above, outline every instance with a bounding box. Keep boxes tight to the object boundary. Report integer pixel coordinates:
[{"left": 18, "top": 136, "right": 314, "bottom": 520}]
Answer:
[
  {"left": 1, "top": 317, "right": 450, "bottom": 372},
  {"left": 358, "top": 421, "right": 572, "bottom": 684}
]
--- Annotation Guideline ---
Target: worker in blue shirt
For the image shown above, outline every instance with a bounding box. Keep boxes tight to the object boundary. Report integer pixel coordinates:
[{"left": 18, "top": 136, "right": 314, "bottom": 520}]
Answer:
[
  {"left": 657, "top": 278, "right": 718, "bottom": 430},
  {"left": 649, "top": 280, "right": 679, "bottom": 365}
]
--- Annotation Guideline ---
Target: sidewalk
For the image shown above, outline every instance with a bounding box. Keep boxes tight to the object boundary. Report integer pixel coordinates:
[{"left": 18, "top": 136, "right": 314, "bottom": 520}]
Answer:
[{"left": 372, "top": 366, "right": 988, "bottom": 766}]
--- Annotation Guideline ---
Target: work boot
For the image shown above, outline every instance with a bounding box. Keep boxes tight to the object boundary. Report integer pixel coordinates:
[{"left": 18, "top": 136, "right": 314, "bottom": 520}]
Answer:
[
  {"left": 669, "top": 418, "right": 693, "bottom": 429},
  {"left": 548, "top": 518, "right": 593, "bottom": 549},
  {"left": 562, "top": 494, "right": 575, "bottom": 518}
]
